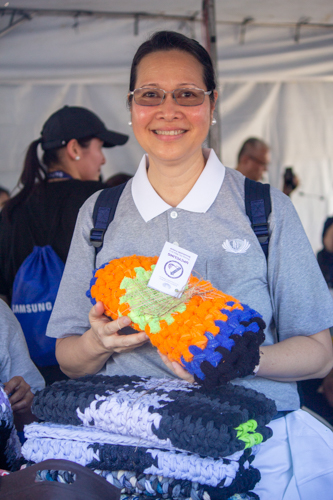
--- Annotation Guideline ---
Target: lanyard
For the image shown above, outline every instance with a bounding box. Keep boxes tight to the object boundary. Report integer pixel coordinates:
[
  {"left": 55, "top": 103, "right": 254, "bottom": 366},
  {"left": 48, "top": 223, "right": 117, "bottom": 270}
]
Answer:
[{"left": 47, "top": 170, "right": 72, "bottom": 180}]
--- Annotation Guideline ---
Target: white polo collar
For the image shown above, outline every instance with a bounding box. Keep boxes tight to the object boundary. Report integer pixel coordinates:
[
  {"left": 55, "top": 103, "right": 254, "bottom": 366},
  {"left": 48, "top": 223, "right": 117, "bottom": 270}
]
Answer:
[{"left": 131, "top": 148, "right": 225, "bottom": 222}]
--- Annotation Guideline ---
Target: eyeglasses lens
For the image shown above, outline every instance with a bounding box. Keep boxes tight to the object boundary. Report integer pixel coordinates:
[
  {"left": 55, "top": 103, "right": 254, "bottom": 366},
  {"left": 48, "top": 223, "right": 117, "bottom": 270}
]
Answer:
[
  {"left": 134, "top": 88, "right": 205, "bottom": 106},
  {"left": 134, "top": 89, "right": 164, "bottom": 106},
  {"left": 174, "top": 89, "right": 205, "bottom": 106}
]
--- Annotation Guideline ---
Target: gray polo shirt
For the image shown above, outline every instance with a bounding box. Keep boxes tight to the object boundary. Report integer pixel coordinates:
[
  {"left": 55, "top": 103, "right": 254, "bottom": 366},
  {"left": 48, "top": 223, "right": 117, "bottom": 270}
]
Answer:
[
  {"left": 47, "top": 149, "right": 333, "bottom": 411},
  {"left": 0, "top": 299, "right": 45, "bottom": 393}
]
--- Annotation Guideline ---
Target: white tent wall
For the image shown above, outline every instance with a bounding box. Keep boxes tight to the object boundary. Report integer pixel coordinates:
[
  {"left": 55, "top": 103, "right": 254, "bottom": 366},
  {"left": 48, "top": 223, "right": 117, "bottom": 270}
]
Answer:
[
  {"left": 219, "top": 80, "right": 333, "bottom": 252},
  {"left": 1, "top": 12, "right": 333, "bottom": 252}
]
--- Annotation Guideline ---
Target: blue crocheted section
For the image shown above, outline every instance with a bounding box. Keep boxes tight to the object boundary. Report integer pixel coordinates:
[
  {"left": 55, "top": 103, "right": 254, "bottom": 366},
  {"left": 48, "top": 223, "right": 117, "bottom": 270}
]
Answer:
[
  {"left": 181, "top": 304, "right": 263, "bottom": 380},
  {"left": 86, "top": 262, "right": 110, "bottom": 305}
]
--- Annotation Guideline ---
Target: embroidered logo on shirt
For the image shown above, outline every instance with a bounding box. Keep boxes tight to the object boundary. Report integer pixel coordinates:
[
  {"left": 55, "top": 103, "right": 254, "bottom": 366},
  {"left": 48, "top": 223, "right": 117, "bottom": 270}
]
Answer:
[{"left": 222, "top": 239, "right": 250, "bottom": 254}]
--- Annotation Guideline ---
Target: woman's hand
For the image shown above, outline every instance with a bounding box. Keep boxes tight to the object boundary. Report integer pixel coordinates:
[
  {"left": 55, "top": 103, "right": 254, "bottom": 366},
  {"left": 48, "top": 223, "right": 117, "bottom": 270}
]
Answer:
[
  {"left": 56, "top": 301, "right": 149, "bottom": 378},
  {"left": 4, "top": 376, "right": 34, "bottom": 413},
  {"left": 88, "top": 301, "right": 149, "bottom": 354},
  {"left": 158, "top": 351, "right": 195, "bottom": 384}
]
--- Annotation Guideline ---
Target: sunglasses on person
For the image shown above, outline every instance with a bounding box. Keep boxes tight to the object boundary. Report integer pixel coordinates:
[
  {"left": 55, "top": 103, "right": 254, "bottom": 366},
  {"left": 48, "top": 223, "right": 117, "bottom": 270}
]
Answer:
[{"left": 129, "top": 87, "right": 212, "bottom": 106}]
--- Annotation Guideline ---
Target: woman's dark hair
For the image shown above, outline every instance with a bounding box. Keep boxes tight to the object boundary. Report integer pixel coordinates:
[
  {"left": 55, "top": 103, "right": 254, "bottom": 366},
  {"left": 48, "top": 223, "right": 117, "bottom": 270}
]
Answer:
[
  {"left": 128, "top": 31, "right": 216, "bottom": 105},
  {"left": 105, "top": 173, "right": 133, "bottom": 188},
  {"left": 3, "top": 136, "right": 93, "bottom": 221}
]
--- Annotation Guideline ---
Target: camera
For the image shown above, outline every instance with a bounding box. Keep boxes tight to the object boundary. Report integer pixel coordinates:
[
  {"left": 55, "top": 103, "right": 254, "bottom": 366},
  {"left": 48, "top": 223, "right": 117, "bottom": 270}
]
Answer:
[{"left": 284, "top": 167, "right": 297, "bottom": 190}]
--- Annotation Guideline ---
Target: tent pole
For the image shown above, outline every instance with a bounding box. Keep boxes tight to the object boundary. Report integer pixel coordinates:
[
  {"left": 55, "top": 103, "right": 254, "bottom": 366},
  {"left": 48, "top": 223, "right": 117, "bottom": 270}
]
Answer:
[
  {"left": 202, "top": 0, "right": 221, "bottom": 160},
  {"left": 0, "top": 11, "right": 32, "bottom": 38}
]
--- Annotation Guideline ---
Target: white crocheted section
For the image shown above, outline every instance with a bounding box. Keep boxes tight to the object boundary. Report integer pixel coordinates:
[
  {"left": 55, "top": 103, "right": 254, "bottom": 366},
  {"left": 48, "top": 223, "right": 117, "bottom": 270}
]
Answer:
[
  {"left": 75, "top": 378, "right": 198, "bottom": 448},
  {"left": 22, "top": 436, "right": 246, "bottom": 488},
  {"left": 76, "top": 392, "right": 170, "bottom": 447},
  {"left": 24, "top": 422, "right": 175, "bottom": 451},
  {"left": 22, "top": 437, "right": 99, "bottom": 466},
  {"left": 144, "top": 448, "right": 241, "bottom": 487},
  {"left": 76, "top": 377, "right": 194, "bottom": 428},
  {"left": 24, "top": 422, "right": 248, "bottom": 462},
  {"left": 130, "top": 377, "right": 194, "bottom": 394}
]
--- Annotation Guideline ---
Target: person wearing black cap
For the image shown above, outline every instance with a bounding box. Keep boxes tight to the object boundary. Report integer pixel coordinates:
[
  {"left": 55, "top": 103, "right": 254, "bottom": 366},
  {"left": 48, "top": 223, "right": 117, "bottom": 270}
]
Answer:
[{"left": 0, "top": 106, "right": 128, "bottom": 383}]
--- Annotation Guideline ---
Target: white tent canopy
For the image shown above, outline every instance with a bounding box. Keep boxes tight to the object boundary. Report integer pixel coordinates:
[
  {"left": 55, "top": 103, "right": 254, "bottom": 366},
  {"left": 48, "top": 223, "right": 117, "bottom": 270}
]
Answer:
[{"left": 1, "top": 0, "right": 333, "bottom": 251}]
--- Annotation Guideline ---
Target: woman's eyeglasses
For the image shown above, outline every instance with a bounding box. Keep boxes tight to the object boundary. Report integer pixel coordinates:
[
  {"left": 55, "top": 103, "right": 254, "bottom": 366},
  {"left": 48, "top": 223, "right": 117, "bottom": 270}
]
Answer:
[{"left": 129, "top": 87, "right": 212, "bottom": 107}]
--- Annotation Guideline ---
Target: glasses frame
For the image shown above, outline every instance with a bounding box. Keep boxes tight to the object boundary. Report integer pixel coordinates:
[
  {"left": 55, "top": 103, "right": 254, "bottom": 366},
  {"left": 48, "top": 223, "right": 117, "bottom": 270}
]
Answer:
[{"left": 128, "top": 87, "right": 212, "bottom": 107}]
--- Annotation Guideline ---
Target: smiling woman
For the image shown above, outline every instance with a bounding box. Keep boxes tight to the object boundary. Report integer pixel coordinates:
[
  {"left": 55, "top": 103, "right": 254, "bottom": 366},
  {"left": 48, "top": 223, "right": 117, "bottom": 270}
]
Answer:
[
  {"left": 46, "top": 31, "right": 333, "bottom": 498},
  {"left": 128, "top": 44, "right": 217, "bottom": 207}
]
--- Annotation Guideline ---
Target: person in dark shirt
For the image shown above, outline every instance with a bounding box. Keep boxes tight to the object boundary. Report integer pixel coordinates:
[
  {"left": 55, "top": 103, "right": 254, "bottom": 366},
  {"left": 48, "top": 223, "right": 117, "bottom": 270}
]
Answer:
[
  {"left": 0, "top": 106, "right": 128, "bottom": 383},
  {"left": 317, "top": 217, "right": 333, "bottom": 289},
  {"left": 298, "top": 217, "right": 333, "bottom": 426}
]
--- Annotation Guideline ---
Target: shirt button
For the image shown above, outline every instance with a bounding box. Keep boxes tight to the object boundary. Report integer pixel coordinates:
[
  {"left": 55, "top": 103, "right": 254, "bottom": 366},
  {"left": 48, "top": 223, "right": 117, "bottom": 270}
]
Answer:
[
  {"left": 170, "top": 211, "right": 178, "bottom": 219},
  {"left": 173, "top": 241, "right": 179, "bottom": 246}
]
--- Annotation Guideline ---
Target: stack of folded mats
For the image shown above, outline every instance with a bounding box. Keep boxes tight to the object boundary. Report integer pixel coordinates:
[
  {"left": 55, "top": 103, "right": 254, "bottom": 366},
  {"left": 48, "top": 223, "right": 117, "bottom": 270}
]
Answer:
[
  {"left": 23, "top": 375, "right": 276, "bottom": 499},
  {"left": 0, "top": 384, "right": 22, "bottom": 471}
]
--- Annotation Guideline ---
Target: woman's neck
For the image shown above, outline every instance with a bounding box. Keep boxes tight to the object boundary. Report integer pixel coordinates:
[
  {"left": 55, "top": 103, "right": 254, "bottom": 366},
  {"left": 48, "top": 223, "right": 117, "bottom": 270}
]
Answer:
[
  {"left": 47, "top": 162, "right": 80, "bottom": 181},
  {"left": 147, "top": 151, "right": 206, "bottom": 207}
]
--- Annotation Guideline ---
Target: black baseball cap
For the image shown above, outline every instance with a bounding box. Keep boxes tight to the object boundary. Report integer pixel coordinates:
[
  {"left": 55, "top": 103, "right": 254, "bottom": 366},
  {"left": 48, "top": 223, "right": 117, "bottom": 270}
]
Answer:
[{"left": 40, "top": 105, "right": 129, "bottom": 150}]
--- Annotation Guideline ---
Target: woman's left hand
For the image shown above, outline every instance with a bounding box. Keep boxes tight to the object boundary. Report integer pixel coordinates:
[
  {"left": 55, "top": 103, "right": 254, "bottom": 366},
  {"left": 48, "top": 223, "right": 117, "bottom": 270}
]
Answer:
[
  {"left": 4, "top": 376, "right": 34, "bottom": 413},
  {"left": 158, "top": 351, "right": 195, "bottom": 384}
]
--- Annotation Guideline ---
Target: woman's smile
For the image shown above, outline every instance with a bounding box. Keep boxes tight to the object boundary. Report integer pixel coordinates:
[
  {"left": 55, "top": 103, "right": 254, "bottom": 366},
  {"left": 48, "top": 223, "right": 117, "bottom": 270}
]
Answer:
[{"left": 152, "top": 128, "right": 187, "bottom": 137}]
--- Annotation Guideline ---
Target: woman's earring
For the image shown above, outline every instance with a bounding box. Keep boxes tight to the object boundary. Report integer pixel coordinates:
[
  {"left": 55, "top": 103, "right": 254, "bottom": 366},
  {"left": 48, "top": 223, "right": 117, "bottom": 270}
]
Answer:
[
  {"left": 128, "top": 121, "right": 132, "bottom": 126},
  {"left": 75, "top": 156, "right": 80, "bottom": 161},
  {"left": 211, "top": 118, "right": 217, "bottom": 126}
]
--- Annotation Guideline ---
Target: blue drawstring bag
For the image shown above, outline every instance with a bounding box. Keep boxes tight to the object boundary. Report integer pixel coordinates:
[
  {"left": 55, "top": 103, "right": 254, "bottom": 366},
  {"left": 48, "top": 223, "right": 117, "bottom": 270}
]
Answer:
[{"left": 11, "top": 245, "right": 64, "bottom": 367}]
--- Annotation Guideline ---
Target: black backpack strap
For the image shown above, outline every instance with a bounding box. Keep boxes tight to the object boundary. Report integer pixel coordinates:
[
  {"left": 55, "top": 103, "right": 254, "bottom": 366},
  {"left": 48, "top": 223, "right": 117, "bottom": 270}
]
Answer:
[
  {"left": 244, "top": 177, "right": 271, "bottom": 260},
  {"left": 90, "top": 182, "right": 127, "bottom": 254}
]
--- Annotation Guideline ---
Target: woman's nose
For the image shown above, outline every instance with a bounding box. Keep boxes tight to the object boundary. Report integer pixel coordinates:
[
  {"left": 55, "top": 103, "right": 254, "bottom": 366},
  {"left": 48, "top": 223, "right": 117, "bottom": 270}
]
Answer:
[{"left": 158, "top": 92, "right": 181, "bottom": 118}]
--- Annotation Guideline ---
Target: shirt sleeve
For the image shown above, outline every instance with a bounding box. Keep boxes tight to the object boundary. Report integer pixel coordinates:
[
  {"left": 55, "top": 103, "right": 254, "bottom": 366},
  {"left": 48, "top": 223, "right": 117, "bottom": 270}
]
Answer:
[
  {"left": 0, "top": 300, "right": 45, "bottom": 393},
  {"left": 267, "top": 188, "right": 333, "bottom": 340},
  {"left": 46, "top": 191, "right": 101, "bottom": 339}
]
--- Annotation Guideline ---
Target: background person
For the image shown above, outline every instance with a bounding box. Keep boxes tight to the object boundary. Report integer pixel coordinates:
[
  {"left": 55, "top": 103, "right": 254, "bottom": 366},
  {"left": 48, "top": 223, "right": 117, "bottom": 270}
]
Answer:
[
  {"left": 47, "top": 32, "right": 333, "bottom": 499},
  {"left": 0, "top": 299, "right": 45, "bottom": 431},
  {"left": 236, "top": 137, "right": 270, "bottom": 181},
  {"left": 317, "top": 217, "right": 333, "bottom": 290},
  {"left": 297, "top": 216, "right": 333, "bottom": 426},
  {"left": 0, "top": 106, "right": 128, "bottom": 384}
]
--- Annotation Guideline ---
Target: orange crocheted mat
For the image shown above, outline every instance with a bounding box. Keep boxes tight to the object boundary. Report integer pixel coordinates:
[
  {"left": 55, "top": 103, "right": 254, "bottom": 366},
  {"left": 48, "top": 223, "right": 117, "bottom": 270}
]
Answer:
[{"left": 87, "top": 255, "right": 265, "bottom": 388}]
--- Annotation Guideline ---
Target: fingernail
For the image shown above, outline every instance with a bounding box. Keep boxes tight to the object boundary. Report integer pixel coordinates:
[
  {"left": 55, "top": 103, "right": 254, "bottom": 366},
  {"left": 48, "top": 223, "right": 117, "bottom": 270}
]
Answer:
[{"left": 121, "top": 316, "right": 131, "bottom": 326}]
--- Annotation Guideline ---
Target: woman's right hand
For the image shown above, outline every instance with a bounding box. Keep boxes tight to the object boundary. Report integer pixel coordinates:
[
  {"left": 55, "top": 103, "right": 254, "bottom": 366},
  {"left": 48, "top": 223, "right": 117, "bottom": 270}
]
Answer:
[
  {"left": 88, "top": 301, "right": 149, "bottom": 355},
  {"left": 56, "top": 301, "right": 149, "bottom": 378}
]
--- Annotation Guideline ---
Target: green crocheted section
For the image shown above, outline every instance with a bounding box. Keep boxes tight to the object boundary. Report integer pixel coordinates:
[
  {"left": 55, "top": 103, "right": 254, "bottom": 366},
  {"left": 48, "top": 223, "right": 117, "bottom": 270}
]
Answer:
[
  {"left": 235, "top": 419, "right": 263, "bottom": 449},
  {"left": 119, "top": 266, "right": 187, "bottom": 333}
]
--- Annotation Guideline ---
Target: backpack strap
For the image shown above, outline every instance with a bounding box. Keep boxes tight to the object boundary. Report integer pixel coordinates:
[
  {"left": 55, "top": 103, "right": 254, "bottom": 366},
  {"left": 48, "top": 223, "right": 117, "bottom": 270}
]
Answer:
[
  {"left": 90, "top": 183, "right": 127, "bottom": 254},
  {"left": 244, "top": 177, "right": 271, "bottom": 260}
]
